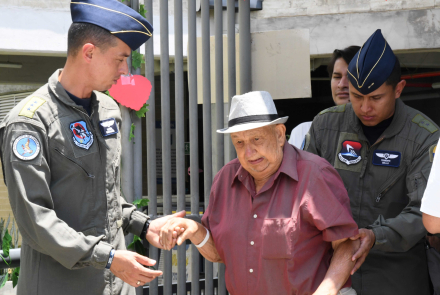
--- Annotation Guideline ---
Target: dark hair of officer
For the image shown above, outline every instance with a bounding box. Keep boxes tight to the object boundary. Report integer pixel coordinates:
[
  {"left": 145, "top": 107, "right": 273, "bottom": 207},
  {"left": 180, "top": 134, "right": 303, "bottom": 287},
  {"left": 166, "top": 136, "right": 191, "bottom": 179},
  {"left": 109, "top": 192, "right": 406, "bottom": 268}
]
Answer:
[
  {"left": 67, "top": 23, "right": 118, "bottom": 56},
  {"left": 385, "top": 58, "right": 401, "bottom": 89},
  {"left": 327, "top": 46, "right": 361, "bottom": 78}
]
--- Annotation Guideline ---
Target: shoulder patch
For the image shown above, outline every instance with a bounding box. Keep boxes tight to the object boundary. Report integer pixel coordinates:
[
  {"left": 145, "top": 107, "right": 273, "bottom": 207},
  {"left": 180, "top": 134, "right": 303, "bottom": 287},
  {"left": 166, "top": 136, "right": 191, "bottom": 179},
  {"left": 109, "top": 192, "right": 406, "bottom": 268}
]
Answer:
[
  {"left": 13, "top": 134, "right": 41, "bottom": 161},
  {"left": 319, "top": 104, "right": 346, "bottom": 115},
  {"left": 412, "top": 114, "right": 438, "bottom": 134},
  {"left": 19, "top": 97, "right": 46, "bottom": 119}
]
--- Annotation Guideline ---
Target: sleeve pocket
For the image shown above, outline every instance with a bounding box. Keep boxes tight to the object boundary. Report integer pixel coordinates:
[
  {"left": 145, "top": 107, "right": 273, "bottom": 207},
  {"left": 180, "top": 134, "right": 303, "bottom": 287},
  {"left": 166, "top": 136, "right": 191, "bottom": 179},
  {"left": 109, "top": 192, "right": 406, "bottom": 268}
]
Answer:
[{"left": 261, "top": 218, "right": 294, "bottom": 260}]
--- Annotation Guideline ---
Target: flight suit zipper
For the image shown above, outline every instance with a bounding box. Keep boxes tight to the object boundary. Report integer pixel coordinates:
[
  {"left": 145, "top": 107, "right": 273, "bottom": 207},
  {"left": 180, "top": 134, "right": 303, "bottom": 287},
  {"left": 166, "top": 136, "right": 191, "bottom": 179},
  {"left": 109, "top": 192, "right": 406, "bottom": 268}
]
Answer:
[
  {"left": 54, "top": 148, "right": 95, "bottom": 178},
  {"left": 375, "top": 169, "right": 406, "bottom": 203}
]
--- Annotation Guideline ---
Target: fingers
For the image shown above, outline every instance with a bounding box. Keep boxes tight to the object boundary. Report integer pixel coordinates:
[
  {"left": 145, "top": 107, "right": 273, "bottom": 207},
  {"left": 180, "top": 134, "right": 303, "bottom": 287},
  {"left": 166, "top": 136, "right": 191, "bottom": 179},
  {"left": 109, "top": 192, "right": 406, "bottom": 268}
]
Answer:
[
  {"left": 135, "top": 254, "right": 157, "bottom": 267},
  {"left": 351, "top": 253, "right": 367, "bottom": 275},
  {"left": 349, "top": 234, "right": 361, "bottom": 240},
  {"left": 173, "top": 210, "right": 186, "bottom": 218}
]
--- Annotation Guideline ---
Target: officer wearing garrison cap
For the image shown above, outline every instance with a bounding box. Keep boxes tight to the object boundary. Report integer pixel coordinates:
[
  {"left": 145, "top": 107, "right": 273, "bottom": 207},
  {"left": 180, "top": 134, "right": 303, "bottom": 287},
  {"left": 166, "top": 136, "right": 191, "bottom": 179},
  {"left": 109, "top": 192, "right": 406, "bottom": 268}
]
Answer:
[
  {"left": 305, "top": 29, "right": 438, "bottom": 294},
  {"left": 0, "top": 1, "right": 184, "bottom": 294}
]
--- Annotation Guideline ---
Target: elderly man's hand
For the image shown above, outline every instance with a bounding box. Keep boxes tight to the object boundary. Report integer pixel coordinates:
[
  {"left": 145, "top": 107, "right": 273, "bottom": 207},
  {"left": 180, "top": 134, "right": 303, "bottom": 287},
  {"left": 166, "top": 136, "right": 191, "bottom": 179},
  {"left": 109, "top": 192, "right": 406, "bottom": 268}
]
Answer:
[
  {"left": 349, "top": 228, "right": 375, "bottom": 274},
  {"left": 110, "top": 250, "right": 163, "bottom": 287},
  {"left": 160, "top": 218, "right": 200, "bottom": 250},
  {"left": 146, "top": 211, "right": 186, "bottom": 249}
]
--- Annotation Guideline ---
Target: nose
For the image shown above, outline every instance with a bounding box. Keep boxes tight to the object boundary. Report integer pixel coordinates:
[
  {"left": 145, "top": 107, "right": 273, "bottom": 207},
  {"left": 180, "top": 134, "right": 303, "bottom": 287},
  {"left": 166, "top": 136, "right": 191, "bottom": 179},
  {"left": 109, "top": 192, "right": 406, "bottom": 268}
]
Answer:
[
  {"left": 339, "top": 74, "right": 349, "bottom": 89},
  {"left": 244, "top": 144, "right": 255, "bottom": 159},
  {"left": 120, "top": 59, "right": 129, "bottom": 76},
  {"left": 360, "top": 99, "right": 372, "bottom": 113}
]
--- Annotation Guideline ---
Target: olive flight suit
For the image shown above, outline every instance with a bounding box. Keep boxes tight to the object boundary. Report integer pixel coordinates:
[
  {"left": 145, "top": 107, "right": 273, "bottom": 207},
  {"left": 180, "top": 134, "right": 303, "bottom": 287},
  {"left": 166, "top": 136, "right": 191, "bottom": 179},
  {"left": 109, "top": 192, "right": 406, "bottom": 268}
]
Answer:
[
  {"left": 305, "top": 99, "right": 439, "bottom": 295},
  {"left": 0, "top": 70, "right": 148, "bottom": 295}
]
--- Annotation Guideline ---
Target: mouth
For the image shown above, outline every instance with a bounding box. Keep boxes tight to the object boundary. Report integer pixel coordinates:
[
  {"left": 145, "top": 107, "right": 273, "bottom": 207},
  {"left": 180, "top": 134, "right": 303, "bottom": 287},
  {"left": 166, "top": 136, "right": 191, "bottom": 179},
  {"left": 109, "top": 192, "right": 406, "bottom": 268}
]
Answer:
[
  {"left": 362, "top": 115, "right": 375, "bottom": 121},
  {"left": 248, "top": 157, "right": 264, "bottom": 165},
  {"left": 337, "top": 92, "right": 349, "bottom": 98}
]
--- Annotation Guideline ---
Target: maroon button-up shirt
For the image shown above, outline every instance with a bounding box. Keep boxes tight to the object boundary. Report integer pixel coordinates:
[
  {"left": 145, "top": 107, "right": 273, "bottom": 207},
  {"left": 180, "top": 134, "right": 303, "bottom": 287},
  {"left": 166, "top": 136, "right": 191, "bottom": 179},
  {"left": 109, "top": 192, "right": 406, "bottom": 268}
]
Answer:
[{"left": 202, "top": 143, "right": 359, "bottom": 295}]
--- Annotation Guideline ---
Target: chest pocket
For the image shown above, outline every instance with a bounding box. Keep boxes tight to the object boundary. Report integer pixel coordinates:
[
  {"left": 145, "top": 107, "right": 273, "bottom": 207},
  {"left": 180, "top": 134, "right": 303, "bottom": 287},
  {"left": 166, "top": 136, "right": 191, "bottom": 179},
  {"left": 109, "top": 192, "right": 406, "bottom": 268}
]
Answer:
[{"left": 262, "top": 218, "right": 295, "bottom": 260}]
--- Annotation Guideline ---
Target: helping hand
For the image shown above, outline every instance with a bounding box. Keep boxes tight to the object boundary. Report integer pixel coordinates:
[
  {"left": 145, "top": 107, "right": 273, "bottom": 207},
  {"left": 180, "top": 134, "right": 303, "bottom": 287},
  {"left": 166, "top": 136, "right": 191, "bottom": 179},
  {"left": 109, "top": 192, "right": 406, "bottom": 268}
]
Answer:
[
  {"left": 160, "top": 218, "right": 200, "bottom": 250},
  {"left": 349, "top": 228, "right": 375, "bottom": 275},
  {"left": 146, "top": 210, "right": 186, "bottom": 249}
]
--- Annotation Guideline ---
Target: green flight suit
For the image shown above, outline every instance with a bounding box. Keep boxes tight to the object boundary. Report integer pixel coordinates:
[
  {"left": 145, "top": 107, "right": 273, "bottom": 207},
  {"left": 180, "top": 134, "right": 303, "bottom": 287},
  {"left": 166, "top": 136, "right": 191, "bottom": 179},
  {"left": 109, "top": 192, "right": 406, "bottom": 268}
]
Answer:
[
  {"left": 0, "top": 70, "right": 148, "bottom": 295},
  {"left": 305, "top": 99, "right": 438, "bottom": 295}
]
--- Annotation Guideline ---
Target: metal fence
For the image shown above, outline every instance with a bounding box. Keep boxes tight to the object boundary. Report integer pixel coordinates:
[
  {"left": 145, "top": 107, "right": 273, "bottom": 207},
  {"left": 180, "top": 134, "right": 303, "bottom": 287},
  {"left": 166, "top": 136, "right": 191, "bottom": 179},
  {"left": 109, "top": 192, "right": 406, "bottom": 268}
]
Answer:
[
  {"left": 0, "top": 1, "right": 251, "bottom": 295},
  {"left": 142, "top": 0, "right": 250, "bottom": 294}
]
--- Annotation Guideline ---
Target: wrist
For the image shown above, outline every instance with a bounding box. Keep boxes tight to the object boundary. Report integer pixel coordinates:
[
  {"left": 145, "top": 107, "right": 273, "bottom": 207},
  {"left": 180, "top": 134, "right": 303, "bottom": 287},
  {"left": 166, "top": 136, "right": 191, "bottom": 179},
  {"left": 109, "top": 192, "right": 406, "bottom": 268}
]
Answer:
[
  {"left": 105, "top": 249, "right": 115, "bottom": 269},
  {"left": 189, "top": 222, "right": 206, "bottom": 245}
]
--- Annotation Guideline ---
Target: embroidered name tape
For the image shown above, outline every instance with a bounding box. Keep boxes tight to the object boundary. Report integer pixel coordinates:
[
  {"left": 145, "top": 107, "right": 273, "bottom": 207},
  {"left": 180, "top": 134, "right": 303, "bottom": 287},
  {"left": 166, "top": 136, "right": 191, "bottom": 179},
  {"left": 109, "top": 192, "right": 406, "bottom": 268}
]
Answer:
[
  {"left": 13, "top": 134, "right": 41, "bottom": 161},
  {"left": 338, "top": 140, "right": 362, "bottom": 166},
  {"left": 372, "top": 150, "right": 401, "bottom": 168},
  {"left": 99, "top": 118, "right": 119, "bottom": 137},
  {"left": 69, "top": 120, "right": 94, "bottom": 150}
]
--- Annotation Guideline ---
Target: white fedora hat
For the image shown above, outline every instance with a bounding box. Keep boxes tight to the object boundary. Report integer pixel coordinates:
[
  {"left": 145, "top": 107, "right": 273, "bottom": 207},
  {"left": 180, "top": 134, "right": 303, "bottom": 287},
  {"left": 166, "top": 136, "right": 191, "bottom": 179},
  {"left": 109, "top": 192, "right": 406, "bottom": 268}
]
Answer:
[{"left": 217, "top": 91, "right": 288, "bottom": 134}]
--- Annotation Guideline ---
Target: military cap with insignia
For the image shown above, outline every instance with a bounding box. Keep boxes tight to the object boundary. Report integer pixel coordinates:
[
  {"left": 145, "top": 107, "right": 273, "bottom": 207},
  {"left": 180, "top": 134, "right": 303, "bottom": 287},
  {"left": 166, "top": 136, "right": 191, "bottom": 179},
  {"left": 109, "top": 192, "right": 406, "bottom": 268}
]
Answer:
[
  {"left": 347, "top": 29, "right": 397, "bottom": 95},
  {"left": 70, "top": 0, "right": 153, "bottom": 51}
]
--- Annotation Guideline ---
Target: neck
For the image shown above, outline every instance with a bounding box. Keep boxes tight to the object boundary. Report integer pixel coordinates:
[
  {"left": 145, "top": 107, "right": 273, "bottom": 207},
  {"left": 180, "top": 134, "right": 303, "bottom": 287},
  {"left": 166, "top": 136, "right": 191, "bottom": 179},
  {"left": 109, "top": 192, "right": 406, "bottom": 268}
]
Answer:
[
  {"left": 254, "top": 176, "right": 272, "bottom": 193},
  {"left": 59, "top": 59, "right": 93, "bottom": 99}
]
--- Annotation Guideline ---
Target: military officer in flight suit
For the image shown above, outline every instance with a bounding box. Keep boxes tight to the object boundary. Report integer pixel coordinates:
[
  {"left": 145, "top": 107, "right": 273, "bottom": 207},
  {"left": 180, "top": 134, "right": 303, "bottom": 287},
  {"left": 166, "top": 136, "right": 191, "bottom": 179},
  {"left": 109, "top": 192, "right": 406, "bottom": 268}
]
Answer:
[
  {"left": 305, "top": 29, "right": 438, "bottom": 295},
  {"left": 0, "top": 0, "right": 185, "bottom": 294}
]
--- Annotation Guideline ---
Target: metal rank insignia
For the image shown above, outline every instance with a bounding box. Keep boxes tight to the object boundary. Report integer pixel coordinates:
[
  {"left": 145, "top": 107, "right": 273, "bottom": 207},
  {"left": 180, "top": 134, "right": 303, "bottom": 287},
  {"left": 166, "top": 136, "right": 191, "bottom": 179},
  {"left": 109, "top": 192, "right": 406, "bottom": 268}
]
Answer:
[{"left": 69, "top": 120, "right": 94, "bottom": 150}]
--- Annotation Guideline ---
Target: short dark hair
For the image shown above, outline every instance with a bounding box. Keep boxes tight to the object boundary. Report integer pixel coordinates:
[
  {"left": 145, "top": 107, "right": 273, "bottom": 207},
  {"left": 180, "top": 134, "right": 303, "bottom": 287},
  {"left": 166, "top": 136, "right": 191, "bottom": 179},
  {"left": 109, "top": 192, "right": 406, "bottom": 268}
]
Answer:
[
  {"left": 385, "top": 58, "right": 401, "bottom": 89},
  {"left": 67, "top": 23, "right": 118, "bottom": 56},
  {"left": 327, "top": 46, "right": 361, "bottom": 77}
]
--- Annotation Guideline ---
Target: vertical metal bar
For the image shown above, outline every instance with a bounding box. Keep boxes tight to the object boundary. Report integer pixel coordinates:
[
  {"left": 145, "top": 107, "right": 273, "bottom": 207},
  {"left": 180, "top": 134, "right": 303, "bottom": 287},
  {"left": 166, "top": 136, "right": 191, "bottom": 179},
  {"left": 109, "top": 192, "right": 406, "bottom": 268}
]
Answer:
[
  {"left": 201, "top": 0, "right": 213, "bottom": 294},
  {"left": 121, "top": 0, "right": 135, "bottom": 246},
  {"left": 161, "top": 0, "right": 172, "bottom": 294},
  {"left": 145, "top": 0, "right": 158, "bottom": 294},
  {"left": 239, "top": 0, "right": 251, "bottom": 94},
  {"left": 214, "top": 0, "right": 224, "bottom": 173},
  {"left": 188, "top": 0, "right": 200, "bottom": 294},
  {"left": 130, "top": 1, "right": 143, "bottom": 294},
  {"left": 174, "top": 0, "right": 186, "bottom": 293},
  {"left": 227, "top": 0, "right": 236, "bottom": 161}
]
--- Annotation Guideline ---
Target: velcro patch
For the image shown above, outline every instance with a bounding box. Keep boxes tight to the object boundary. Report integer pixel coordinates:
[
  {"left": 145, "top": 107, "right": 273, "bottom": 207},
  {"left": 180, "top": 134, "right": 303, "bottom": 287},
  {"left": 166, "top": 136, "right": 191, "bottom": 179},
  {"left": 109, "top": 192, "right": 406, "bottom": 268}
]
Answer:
[
  {"left": 319, "top": 104, "right": 346, "bottom": 115},
  {"left": 13, "top": 134, "right": 40, "bottom": 161},
  {"left": 19, "top": 97, "right": 46, "bottom": 119},
  {"left": 412, "top": 114, "right": 438, "bottom": 134},
  {"left": 99, "top": 118, "right": 119, "bottom": 137},
  {"left": 372, "top": 150, "right": 401, "bottom": 168},
  {"left": 429, "top": 144, "right": 437, "bottom": 163}
]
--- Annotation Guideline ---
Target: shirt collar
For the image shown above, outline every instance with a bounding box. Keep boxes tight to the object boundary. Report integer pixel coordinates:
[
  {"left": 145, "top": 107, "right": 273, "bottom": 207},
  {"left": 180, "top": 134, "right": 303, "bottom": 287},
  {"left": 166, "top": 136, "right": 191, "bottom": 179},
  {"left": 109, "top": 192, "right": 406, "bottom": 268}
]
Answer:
[{"left": 231, "top": 141, "right": 299, "bottom": 187}]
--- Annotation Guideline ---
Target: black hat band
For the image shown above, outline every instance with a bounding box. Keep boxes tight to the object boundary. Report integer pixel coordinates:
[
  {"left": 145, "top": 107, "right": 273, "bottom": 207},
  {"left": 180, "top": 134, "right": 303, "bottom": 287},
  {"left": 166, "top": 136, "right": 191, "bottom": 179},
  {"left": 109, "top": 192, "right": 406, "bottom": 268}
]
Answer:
[{"left": 228, "top": 114, "right": 279, "bottom": 128}]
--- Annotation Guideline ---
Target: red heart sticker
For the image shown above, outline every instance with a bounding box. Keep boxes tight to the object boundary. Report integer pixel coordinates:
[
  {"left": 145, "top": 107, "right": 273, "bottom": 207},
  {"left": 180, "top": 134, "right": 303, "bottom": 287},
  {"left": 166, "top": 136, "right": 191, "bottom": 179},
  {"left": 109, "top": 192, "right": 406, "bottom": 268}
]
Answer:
[{"left": 108, "top": 75, "right": 152, "bottom": 111}]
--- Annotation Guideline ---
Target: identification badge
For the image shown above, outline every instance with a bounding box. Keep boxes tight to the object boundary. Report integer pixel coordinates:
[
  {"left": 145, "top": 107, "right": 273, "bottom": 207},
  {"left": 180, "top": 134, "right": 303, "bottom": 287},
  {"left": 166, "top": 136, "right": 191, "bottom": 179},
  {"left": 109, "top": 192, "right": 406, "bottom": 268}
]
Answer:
[
  {"left": 99, "top": 118, "right": 119, "bottom": 137},
  {"left": 372, "top": 150, "right": 401, "bottom": 168},
  {"left": 338, "top": 141, "right": 362, "bottom": 165},
  {"left": 70, "top": 120, "right": 94, "bottom": 150},
  {"left": 13, "top": 134, "right": 40, "bottom": 161}
]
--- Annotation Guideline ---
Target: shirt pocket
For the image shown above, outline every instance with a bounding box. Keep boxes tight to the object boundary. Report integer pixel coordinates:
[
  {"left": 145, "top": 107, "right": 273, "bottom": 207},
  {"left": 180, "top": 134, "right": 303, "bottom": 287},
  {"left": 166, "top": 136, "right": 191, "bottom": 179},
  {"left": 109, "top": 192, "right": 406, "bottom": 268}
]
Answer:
[{"left": 261, "top": 218, "right": 295, "bottom": 260}]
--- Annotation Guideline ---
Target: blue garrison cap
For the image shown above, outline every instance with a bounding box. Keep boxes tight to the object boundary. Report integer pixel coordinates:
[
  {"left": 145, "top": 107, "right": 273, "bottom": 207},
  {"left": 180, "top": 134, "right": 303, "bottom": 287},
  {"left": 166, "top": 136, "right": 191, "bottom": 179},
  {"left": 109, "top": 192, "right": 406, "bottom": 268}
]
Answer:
[
  {"left": 347, "top": 29, "right": 396, "bottom": 95},
  {"left": 70, "top": 0, "right": 153, "bottom": 51}
]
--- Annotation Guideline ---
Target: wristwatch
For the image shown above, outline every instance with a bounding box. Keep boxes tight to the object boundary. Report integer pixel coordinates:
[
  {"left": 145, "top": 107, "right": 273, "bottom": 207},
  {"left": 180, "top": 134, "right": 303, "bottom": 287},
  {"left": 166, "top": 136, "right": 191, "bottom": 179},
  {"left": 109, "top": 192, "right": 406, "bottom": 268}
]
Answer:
[{"left": 141, "top": 219, "right": 150, "bottom": 240}]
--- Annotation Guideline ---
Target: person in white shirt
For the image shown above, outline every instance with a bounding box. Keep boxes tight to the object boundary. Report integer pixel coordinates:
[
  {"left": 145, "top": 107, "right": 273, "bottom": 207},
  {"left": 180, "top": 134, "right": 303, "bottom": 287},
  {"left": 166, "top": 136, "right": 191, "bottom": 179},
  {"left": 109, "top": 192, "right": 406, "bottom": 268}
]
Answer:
[
  {"left": 421, "top": 145, "right": 440, "bottom": 233},
  {"left": 288, "top": 46, "right": 360, "bottom": 148}
]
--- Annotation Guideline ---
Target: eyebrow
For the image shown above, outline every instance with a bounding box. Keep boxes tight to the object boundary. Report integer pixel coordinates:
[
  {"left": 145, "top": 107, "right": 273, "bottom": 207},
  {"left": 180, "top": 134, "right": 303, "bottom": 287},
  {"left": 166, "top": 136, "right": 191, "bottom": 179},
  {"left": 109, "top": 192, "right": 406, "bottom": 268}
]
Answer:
[{"left": 118, "top": 53, "right": 131, "bottom": 57}]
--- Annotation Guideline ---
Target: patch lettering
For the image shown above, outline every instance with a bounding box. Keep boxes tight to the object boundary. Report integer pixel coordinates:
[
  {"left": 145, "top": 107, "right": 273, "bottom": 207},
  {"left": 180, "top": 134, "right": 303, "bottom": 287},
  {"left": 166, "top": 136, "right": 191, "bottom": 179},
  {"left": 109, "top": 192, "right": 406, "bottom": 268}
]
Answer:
[
  {"left": 69, "top": 121, "right": 94, "bottom": 150},
  {"left": 372, "top": 150, "right": 401, "bottom": 168},
  {"left": 13, "top": 134, "right": 40, "bottom": 161},
  {"left": 338, "top": 141, "right": 362, "bottom": 165},
  {"left": 99, "top": 118, "right": 119, "bottom": 137},
  {"left": 19, "top": 97, "right": 46, "bottom": 119}
]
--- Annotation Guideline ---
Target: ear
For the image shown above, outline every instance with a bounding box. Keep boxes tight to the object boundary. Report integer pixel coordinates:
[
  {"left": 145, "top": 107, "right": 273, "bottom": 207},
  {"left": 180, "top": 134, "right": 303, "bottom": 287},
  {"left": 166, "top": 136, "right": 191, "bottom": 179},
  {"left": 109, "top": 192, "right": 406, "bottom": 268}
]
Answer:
[
  {"left": 394, "top": 80, "right": 406, "bottom": 99},
  {"left": 275, "top": 124, "right": 286, "bottom": 147},
  {"left": 82, "top": 43, "right": 95, "bottom": 64}
]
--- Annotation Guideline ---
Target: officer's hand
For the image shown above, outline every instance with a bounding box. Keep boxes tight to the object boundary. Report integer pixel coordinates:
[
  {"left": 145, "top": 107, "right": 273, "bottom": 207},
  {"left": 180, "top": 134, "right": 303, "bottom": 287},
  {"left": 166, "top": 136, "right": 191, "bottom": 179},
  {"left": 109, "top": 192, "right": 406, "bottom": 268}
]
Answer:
[
  {"left": 146, "top": 210, "right": 186, "bottom": 249},
  {"left": 110, "top": 250, "right": 162, "bottom": 287},
  {"left": 349, "top": 228, "right": 375, "bottom": 275}
]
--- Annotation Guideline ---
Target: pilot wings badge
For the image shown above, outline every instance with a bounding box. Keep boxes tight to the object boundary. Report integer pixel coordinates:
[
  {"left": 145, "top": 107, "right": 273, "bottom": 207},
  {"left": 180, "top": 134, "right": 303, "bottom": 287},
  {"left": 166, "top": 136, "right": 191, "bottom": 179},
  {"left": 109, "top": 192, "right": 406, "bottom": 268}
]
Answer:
[
  {"left": 338, "top": 141, "right": 362, "bottom": 166},
  {"left": 373, "top": 150, "right": 401, "bottom": 167}
]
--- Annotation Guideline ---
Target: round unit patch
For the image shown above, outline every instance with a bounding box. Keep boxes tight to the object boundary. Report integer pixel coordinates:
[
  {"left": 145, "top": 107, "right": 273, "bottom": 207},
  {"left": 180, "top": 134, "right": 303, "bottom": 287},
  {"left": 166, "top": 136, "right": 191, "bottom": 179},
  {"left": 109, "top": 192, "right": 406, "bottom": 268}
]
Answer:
[{"left": 13, "top": 134, "right": 41, "bottom": 161}]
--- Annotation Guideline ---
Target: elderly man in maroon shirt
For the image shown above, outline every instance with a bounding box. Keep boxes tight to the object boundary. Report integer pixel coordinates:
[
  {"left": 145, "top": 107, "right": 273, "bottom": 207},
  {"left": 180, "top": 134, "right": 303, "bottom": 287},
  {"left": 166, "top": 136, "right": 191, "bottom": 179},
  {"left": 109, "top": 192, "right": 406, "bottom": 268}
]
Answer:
[{"left": 160, "top": 91, "right": 361, "bottom": 295}]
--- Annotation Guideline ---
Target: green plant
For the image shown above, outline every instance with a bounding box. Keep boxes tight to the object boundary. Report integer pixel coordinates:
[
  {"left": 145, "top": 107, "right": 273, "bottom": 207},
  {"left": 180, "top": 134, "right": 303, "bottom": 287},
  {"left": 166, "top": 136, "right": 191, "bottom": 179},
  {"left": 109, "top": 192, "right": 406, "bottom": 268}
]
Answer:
[{"left": 0, "top": 216, "right": 20, "bottom": 289}]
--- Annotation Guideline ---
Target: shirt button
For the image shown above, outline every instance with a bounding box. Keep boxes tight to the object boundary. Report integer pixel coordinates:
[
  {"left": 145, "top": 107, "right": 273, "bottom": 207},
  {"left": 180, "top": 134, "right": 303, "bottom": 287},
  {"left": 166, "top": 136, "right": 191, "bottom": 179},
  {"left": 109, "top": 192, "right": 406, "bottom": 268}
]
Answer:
[
  {"left": 249, "top": 269, "right": 253, "bottom": 273},
  {"left": 250, "top": 241, "right": 254, "bottom": 245},
  {"left": 253, "top": 214, "right": 257, "bottom": 219}
]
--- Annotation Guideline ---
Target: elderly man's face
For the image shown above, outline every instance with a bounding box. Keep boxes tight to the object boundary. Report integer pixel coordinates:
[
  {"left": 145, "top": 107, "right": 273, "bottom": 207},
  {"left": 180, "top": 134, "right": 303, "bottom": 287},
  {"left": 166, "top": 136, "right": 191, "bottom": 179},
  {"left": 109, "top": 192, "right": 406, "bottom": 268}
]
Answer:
[{"left": 231, "top": 124, "right": 286, "bottom": 181}]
